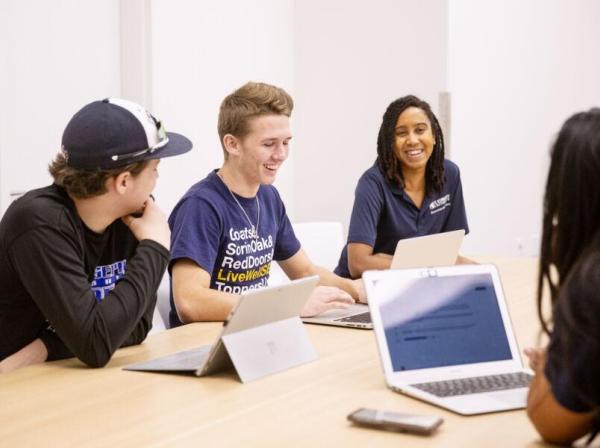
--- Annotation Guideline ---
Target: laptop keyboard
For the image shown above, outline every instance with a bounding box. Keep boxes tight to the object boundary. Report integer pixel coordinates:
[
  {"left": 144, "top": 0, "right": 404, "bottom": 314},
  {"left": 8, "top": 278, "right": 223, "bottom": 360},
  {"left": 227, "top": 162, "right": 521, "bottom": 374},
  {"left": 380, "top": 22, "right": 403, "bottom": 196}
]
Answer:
[
  {"left": 335, "top": 311, "right": 372, "bottom": 323},
  {"left": 411, "top": 372, "right": 533, "bottom": 397}
]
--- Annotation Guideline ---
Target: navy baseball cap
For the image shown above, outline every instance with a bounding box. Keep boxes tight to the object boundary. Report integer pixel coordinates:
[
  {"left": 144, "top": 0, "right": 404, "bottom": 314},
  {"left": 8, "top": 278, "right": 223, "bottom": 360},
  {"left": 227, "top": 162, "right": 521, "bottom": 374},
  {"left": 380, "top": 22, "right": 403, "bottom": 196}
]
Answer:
[{"left": 61, "top": 98, "right": 192, "bottom": 169}]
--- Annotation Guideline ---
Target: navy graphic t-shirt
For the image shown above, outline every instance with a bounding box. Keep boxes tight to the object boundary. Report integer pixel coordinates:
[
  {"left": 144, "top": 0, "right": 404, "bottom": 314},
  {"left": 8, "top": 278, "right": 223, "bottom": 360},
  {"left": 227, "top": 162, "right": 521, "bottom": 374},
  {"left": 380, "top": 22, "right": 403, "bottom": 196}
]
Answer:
[
  {"left": 168, "top": 170, "right": 301, "bottom": 327},
  {"left": 335, "top": 159, "right": 469, "bottom": 278}
]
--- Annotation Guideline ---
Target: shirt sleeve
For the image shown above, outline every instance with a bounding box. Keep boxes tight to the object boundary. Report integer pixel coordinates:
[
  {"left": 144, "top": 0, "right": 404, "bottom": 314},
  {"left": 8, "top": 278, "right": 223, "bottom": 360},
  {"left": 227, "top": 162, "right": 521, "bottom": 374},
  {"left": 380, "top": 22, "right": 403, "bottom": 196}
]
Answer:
[
  {"left": 8, "top": 227, "right": 168, "bottom": 367},
  {"left": 347, "top": 174, "right": 385, "bottom": 247},
  {"left": 169, "top": 196, "right": 222, "bottom": 273},
  {"left": 442, "top": 165, "right": 470, "bottom": 235}
]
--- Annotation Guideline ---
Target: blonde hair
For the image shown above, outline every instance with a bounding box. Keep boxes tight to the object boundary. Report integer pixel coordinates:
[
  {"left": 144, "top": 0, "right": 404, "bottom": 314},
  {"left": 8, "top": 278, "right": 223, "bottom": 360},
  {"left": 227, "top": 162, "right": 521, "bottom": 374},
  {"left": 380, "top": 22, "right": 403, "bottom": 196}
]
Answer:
[{"left": 217, "top": 82, "right": 293, "bottom": 154}]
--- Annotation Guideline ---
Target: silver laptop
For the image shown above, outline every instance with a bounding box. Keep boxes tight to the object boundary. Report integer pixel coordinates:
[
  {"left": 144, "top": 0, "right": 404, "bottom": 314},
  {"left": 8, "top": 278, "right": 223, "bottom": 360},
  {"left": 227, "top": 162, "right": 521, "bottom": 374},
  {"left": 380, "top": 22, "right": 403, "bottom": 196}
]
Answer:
[
  {"left": 391, "top": 229, "right": 465, "bottom": 269},
  {"left": 364, "top": 265, "right": 532, "bottom": 415},
  {"left": 302, "top": 230, "right": 465, "bottom": 329},
  {"left": 302, "top": 303, "right": 372, "bottom": 329},
  {"left": 124, "top": 276, "right": 319, "bottom": 382}
]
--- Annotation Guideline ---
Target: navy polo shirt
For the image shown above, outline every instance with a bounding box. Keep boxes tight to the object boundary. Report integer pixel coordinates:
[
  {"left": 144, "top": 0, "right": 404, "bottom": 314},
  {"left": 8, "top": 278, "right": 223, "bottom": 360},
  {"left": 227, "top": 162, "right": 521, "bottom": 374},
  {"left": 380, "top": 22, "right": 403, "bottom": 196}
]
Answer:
[{"left": 335, "top": 159, "right": 469, "bottom": 278}]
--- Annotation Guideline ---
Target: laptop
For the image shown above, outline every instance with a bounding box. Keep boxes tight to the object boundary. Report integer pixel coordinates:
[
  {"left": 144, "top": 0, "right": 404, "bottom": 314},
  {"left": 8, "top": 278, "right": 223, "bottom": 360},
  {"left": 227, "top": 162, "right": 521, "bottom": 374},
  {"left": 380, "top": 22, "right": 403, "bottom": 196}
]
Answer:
[
  {"left": 391, "top": 229, "right": 465, "bottom": 269},
  {"left": 302, "top": 303, "right": 372, "bottom": 329},
  {"left": 124, "top": 276, "right": 319, "bottom": 382},
  {"left": 302, "top": 230, "right": 465, "bottom": 330},
  {"left": 363, "top": 264, "right": 533, "bottom": 415}
]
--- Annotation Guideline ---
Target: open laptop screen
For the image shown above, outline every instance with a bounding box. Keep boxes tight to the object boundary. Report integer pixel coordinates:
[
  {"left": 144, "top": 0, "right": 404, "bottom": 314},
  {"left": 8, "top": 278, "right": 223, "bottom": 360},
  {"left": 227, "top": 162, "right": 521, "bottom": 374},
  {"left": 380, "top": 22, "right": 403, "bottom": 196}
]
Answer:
[{"left": 376, "top": 273, "right": 511, "bottom": 371}]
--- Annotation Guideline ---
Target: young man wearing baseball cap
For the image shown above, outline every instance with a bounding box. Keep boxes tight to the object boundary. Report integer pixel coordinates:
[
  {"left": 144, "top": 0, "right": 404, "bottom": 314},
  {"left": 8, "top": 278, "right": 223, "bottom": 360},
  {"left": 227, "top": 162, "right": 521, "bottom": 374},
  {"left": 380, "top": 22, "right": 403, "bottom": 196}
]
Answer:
[
  {"left": 0, "top": 98, "right": 192, "bottom": 373},
  {"left": 168, "top": 82, "right": 363, "bottom": 327}
]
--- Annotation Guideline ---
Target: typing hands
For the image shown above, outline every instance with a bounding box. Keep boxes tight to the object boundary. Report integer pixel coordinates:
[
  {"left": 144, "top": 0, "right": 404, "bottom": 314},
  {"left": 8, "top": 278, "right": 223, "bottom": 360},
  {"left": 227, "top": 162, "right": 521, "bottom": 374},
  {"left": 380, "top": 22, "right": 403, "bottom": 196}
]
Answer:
[{"left": 301, "top": 286, "right": 355, "bottom": 317}]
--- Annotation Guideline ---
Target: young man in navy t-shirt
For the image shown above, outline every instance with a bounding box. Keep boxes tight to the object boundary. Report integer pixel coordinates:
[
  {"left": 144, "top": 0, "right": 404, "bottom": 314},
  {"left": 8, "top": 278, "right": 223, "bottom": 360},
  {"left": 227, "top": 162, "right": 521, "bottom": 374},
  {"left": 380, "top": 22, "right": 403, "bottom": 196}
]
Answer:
[{"left": 168, "top": 82, "right": 363, "bottom": 327}]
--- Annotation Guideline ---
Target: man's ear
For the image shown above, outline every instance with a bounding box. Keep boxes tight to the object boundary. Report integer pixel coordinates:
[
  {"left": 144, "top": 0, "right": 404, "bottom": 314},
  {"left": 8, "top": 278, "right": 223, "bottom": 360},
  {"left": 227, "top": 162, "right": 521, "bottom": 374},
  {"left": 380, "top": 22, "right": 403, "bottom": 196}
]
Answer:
[
  {"left": 223, "top": 134, "right": 241, "bottom": 157},
  {"left": 110, "top": 171, "right": 131, "bottom": 195}
]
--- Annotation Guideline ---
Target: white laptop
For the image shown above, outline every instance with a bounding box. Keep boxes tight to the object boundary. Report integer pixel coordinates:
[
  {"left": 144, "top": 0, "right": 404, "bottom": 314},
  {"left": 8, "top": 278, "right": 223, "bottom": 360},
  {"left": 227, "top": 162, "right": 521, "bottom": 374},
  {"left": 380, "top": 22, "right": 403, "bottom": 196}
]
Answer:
[
  {"left": 363, "top": 264, "right": 532, "bottom": 415},
  {"left": 124, "top": 276, "right": 319, "bottom": 382},
  {"left": 391, "top": 229, "right": 465, "bottom": 269}
]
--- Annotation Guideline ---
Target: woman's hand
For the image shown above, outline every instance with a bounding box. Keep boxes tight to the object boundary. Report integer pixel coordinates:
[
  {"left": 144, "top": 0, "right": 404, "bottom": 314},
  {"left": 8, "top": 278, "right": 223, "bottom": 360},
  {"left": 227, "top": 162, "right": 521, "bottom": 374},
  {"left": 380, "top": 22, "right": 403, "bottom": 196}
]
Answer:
[{"left": 524, "top": 347, "right": 547, "bottom": 373}]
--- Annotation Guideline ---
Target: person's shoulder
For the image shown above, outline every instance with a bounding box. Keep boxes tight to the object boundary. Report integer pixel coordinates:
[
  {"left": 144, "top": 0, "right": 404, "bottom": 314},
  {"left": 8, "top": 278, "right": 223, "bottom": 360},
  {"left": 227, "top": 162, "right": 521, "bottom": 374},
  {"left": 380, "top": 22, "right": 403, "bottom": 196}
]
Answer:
[
  {"left": 183, "top": 171, "right": 222, "bottom": 199},
  {"left": 443, "top": 159, "right": 461, "bottom": 175},
  {"left": 443, "top": 159, "right": 462, "bottom": 187},
  {"left": 258, "top": 185, "right": 287, "bottom": 212},
  {"left": 1, "top": 185, "right": 77, "bottom": 243},
  {"left": 173, "top": 172, "right": 222, "bottom": 208},
  {"left": 3, "top": 185, "right": 73, "bottom": 227},
  {"left": 357, "top": 162, "right": 386, "bottom": 186},
  {"left": 361, "top": 162, "right": 383, "bottom": 179},
  {"left": 259, "top": 184, "right": 282, "bottom": 200},
  {"left": 354, "top": 163, "right": 388, "bottom": 196}
]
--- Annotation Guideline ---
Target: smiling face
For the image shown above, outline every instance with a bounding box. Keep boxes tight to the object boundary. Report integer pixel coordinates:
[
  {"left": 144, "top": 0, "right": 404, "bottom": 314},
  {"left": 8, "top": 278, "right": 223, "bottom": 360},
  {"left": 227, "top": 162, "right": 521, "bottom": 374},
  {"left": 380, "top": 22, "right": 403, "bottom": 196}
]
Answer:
[
  {"left": 393, "top": 107, "right": 436, "bottom": 173},
  {"left": 229, "top": 114, "right": 292, "bottom": 188}
]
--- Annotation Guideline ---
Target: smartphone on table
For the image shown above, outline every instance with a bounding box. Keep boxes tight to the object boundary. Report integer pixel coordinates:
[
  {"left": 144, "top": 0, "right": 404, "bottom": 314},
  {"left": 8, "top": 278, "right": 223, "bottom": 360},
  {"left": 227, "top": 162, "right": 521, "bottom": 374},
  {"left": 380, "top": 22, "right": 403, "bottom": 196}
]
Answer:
[{"left": 347, "top": 408, "right": 443, "bottom": 435}]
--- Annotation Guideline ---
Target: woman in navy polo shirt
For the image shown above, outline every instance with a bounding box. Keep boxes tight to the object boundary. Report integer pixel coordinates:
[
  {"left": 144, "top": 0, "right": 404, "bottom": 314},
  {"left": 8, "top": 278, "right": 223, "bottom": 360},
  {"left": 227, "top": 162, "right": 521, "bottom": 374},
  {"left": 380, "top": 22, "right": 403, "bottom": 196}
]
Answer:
[
  {"left": 335, "top": 95, "right": 470, "bottom": 279},
  {"left": 526, "top": 109, "right": 600, "bottom": 444}
]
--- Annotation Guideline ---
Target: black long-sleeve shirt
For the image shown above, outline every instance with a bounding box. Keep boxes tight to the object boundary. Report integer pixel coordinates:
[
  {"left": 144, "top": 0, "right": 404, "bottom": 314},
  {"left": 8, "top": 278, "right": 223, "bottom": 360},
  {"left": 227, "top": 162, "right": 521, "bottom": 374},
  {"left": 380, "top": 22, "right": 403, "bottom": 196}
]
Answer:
[{"left": 0, "top": 184, "right": 168, "bottom": 366}]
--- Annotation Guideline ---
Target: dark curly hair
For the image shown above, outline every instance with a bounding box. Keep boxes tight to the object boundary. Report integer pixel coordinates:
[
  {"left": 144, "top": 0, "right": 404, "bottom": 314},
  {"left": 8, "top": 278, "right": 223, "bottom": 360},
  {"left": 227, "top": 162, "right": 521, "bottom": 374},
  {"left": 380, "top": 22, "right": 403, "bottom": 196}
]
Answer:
[{"left": 376, "top": 95, "right": 445, "bottom": 194}]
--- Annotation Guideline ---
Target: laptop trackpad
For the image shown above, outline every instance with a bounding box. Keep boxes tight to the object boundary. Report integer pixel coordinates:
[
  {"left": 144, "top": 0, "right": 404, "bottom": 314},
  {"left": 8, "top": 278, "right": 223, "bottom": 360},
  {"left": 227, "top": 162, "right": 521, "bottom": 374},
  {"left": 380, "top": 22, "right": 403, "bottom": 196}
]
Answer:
[
  {"left": 489, "top": 388, "right": 528, "bottom": 406},
  {"left": 124, "top": 346, "right": 211, "bottom": 372}
]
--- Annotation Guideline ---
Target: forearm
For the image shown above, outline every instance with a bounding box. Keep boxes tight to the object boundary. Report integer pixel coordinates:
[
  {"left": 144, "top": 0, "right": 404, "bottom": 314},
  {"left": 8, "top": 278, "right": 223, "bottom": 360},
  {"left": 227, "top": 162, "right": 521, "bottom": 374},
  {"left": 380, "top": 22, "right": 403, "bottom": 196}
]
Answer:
[
  {"left": 348, "top": 252, "right": 392, "bottom": 278},
  {"left": 527, "top": 370, "right": 594, "bottom": 444},
  {"left": 0, "top": 339, "right": 48, "bottom": 374},
  {"left": 175, "top": 287, "right": 239, "bottom": 322},
  {"left": 121, "top": 294, "right": 157, "bottom": 347}
]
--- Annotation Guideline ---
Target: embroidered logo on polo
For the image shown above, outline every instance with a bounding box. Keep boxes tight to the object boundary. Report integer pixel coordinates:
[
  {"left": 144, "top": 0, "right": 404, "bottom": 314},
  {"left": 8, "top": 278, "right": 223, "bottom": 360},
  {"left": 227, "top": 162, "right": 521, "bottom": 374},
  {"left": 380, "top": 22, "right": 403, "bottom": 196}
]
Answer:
[
  {"left": 91, "top": 259, "right": 127, "bottom": 302},
  {"left": 429, "top": 194, "right": 451, "bottom": 215},
  {"left": 214, "top": 226, "right": 274, "bottom": 294}
]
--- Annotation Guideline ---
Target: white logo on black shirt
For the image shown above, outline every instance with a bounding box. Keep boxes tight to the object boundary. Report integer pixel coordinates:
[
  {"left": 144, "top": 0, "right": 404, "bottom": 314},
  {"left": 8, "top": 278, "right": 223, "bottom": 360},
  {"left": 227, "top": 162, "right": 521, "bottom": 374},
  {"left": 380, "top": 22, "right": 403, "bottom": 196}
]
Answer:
[{"left": 429, "top": 194, "right": 451, "bottom": 214}]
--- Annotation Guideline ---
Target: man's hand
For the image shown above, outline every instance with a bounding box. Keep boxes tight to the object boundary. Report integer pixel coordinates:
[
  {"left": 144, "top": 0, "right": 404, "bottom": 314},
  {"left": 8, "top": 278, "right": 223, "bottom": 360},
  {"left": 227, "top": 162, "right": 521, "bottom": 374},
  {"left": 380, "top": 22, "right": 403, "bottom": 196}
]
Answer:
[
  {"left": 300, "top": 286, "right": 355, "bottom": 317},
  {"left": 353, "top": 278, "right": 368, "bottom": 303},
  {"left": 122, "top": 198, "right": 170, "bottom": 250}
]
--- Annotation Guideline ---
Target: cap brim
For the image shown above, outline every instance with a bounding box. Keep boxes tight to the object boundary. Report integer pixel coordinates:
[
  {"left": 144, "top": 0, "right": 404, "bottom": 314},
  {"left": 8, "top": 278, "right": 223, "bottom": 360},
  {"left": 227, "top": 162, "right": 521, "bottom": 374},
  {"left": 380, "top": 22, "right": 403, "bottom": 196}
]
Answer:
[{"left": 146, "top": 132, "right": 193, "bottom": 161}]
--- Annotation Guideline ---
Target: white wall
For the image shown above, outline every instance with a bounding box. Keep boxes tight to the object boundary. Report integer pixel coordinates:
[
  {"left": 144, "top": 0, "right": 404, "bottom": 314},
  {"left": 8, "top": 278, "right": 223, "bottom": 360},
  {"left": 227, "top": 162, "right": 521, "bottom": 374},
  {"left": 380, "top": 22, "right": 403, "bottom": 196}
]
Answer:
[
  {"left": 292, "top": 0, "right": 448, "bottom": 234},
  {"left": 3, "top": 1, "right": 600, "bottom": 260},
  {"left": 448, "top": 0, "right": 600, "bottom": 256},
  {"left": 148, "top": 0, "right": 295, "bottom": 216},
  {"left": 0, "top": 0, "right": 121, "bottom": 213}
]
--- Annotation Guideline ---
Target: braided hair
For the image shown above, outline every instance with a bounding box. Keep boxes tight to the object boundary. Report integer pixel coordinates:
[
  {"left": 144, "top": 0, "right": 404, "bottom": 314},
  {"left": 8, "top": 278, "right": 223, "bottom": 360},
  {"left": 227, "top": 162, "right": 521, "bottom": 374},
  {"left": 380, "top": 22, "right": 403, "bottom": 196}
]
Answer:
[{"left": 376, "top": 95, "right": 445, "bottom": 194}]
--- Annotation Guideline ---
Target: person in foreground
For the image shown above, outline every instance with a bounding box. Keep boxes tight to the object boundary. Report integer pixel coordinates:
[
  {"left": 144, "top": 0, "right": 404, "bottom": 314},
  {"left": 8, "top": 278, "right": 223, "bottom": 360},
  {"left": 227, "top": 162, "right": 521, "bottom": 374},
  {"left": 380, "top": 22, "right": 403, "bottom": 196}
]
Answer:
[
  {"left": 525, "top": 108, "right": 600, "bottom": 444},
  {"left": 168, "top": 81, "right": 361, "bottom": 327},
  {"left": 0, "top": 98, "right": 192, "bottom": 373},
  {"left": 334, "top": 95, "right": 472, "bottom": 279}
]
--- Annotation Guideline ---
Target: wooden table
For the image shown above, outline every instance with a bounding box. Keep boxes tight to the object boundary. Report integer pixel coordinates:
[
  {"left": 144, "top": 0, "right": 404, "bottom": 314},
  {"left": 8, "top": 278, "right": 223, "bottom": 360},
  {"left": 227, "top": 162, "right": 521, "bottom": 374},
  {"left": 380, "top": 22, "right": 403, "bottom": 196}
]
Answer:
[{"left": 0, "top": 258, "right": 546, "bottom": 447}]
